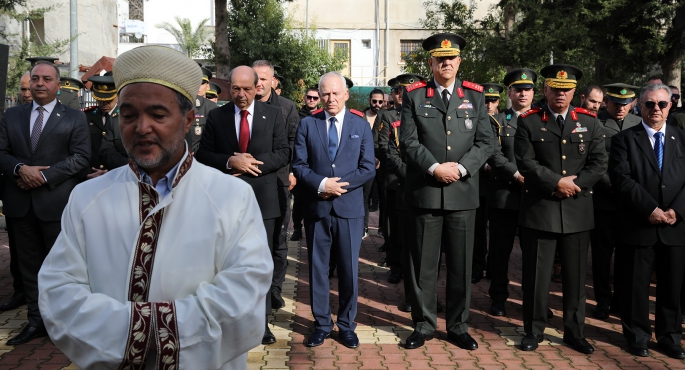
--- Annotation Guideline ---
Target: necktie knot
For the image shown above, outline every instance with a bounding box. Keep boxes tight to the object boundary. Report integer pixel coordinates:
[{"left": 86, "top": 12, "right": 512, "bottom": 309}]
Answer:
[
  {"left": 328, "top": 117, "right": 339, "bottom": 160},
  {"left": 556, "top": 114, "right": 564, "bottom": 129},
  {"left": 31, "top": 106, "right": 46, "bottom": 152},
  {"left": 238, "top": 109, "right": 250, "bottom": 153},
  {"left": 655, "top": 132, "right": 663, "bottom": 140},
  {"left": 240, "top": 110, "right": 248, "bottom": 119},
  {"left": 442, "top": 89, "right": 449, "bottom": 108}
]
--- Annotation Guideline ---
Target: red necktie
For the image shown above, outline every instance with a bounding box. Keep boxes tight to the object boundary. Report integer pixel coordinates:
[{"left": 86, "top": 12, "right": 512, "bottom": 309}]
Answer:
[{"left": 239, "top": 110, "right": 250, "bottom": 153}]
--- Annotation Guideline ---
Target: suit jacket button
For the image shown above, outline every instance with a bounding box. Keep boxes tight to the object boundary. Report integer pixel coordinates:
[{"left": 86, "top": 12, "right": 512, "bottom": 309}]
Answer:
[
  {"left": 332, "top": 164, "right": 336, "bottom": 168},
  {"left": 662, "top": 185, "right": 666, "bottom": 188},
  {"left": 447, "top": 131, "right": 451, "bottom": 135},
  {"left": 562, "top": 140, "right": 567, "bottom": 144},
  {"left": 447, "top": 146, "right": 451, "bottom": 150},
  {"left": 590, "top": 191, "right": 593, "bottom": 194},
  {"left": 447, "top": 116, "right": 452, "bottom": 121},
  {"left": 525, "top": 189, "right": 528, "bottom": 193},
  {"left": 562, "top": 170, "right": 566, "bottom": 175},
  {"left": 562, "top": 155, "right": 566, "bottom": 160},
  {"left": 541, "top": 138, "right": 544, "bottom": 142},
  {"left": 102, "top": 132, "right": 106, "bottom": 136}
]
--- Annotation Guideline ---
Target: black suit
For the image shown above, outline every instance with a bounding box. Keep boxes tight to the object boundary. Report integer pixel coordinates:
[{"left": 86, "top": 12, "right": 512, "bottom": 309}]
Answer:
[
  {"left": 196, "top": 100, "right": 289, "bottom": 315},
  {"left": 609, "top": 123, "right": 685, "bottom": 346},
  {"left": 0, "top": 101, "right": 90, "bottom": 326}
]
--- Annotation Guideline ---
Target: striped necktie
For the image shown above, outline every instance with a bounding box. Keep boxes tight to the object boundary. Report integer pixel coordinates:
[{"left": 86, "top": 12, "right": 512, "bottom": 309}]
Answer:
[
  {"left": 31, "top": 106, "right": 45, "bottom": 152},
  {"left": 654, "top": 132, "right": 663, "bottom": 171},
  {"left": 328, "top": 117, "right": 338, "bottom": 160}
]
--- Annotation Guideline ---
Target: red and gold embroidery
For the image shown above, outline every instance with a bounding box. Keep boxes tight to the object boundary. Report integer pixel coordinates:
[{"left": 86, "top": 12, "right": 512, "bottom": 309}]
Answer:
[
  {"left": 119, "top": 302, "right": 153, "bottom": 370},
  {"left": 154, "top": 302, "right": 180, "bottom": 370}
]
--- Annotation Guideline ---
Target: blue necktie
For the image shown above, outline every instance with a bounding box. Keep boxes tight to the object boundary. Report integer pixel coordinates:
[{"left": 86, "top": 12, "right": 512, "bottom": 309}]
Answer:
[
  {"left": 654, "top": 132, "right": 664, "bottom": 171},
  {"left": 328, "top": 117, "right": 338, "bottom": 160}
]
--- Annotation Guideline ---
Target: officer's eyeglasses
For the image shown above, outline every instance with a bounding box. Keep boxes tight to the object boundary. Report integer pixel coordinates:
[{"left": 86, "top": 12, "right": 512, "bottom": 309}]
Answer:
[
  {"left": 371, "top": 99, "right": 384, "bottom": 104},
  {"left": 672, "top": 94, "right": 680, "bottom": 100},
  {"left": 643, "top": 101, "right": 669, "bottom": 110},
  {"left": 305, "top": 95, "right": 319, "bottom": 100}
]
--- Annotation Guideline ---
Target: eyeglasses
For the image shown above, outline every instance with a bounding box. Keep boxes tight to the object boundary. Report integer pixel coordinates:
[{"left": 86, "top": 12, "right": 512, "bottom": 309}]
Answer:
[
  {"left": 371, "top": 99, "right": 384, "bottom": 104},
  {"left": 672, "top": 94, "right": 680, "bottom": 100},
  {"left": 305, "top": 95, "right": 319, "bottom": 100},
  {"left": 643, "top": 101, "right": 669, "bottom": 110}
]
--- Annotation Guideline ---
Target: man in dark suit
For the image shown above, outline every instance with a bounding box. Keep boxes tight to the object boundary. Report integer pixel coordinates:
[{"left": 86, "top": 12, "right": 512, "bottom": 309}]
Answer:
[
  {"left": 292, "top": 72, "right": 375, "bottom": 349},
  {"left": 591, "top": 83, "right": 641, "bottom": 320},
  {"left": 486, "top": 69, "right": 537, "bottom": 317},
  {"left": 515, "top": 64, "right": 607, "bottom": 354},
  {"left": 252, "top": 60, "right": 300, "bottom": 311},
  {"left": 0, "top": 61, "right": 90, "bottom": 345},
  {"left": 399, "top": 33, "right": 495, "bottom": 350},
  {"left": 195, "top": 65, "right": 289, "bottom": 345},
  {"left": 609, "top": 84, "right": 685, "bottom": 359}
]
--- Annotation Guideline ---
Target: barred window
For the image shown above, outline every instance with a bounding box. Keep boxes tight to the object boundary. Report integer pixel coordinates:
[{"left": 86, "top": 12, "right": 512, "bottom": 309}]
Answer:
[{"left": 400, "top": 40, "right": 422, "bottom": 62}]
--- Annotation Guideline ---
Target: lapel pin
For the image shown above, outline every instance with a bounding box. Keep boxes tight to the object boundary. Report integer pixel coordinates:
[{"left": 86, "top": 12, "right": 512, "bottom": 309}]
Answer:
[
  {"left": 672, "top": 136, "right": 675, "bottom": 140},
  {"left": 56, "top": 113, "right": 60, "bottom": 117},
  {"left": 262, "top": 116, "right": 266, "bottom": 119}
]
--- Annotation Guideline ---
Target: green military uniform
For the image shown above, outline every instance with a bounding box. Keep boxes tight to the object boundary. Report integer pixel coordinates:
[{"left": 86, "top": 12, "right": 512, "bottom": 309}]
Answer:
[
  {"left": 205, "top": 82, "right": 222, "bottom": 101},
  {"left": 85, "top": 73, "right": 123, "bottom": 171},
  {"left": 59, "top": 77, "right": 83, "bottom": 110},
  {"left": 186, "top": 95, "right": 218, "bottom": 154},
  {"left": 400, "top": 33, "right": 495, "bottom": 343},
  {"left": 591, "top": 84, "right": 641, "bottom": 319},
  {"left": 514, "top": 64, "right": 607, "bottom": 346},
  {"left": 99, "top": 107, "right": 128, "bottom": 170},
  {"left": 485, "top": 69, "right": 538, "bottom": 314}
]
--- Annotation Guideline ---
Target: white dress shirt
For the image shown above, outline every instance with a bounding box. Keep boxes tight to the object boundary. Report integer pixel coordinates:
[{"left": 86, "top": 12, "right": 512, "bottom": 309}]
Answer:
[
  {"left": 641, "top": 121, "right": 666, "bottom": 149},
  {"left": 233, "top": 100, "right": 255, "bottom": 139},
  {"left": 30, "top": 99, "right": 57, "bottom": 134},
  {"left": 318, "top": 108, "right": 346, "bottom": 193}
]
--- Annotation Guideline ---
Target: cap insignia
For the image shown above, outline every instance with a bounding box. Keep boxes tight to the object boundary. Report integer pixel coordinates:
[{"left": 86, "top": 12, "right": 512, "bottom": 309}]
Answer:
[
  {"left": 441, "top": 39, "right": 451, "bottom": 48},
  {"left": 556, "top": 70, "right": 568, "bottom": 79},
  {"left": 64, "top": 81, "right": 70, "bottom": 86},
  {"left": 620, "top": 89, "right": 627, "bottom": 95},
  {"left": 521, "top": 73, "right": 528, "bottom": 80},
  {"left": 99, "top": 85, "right": 109, "bottom": 91},
  {"left": 488, "top": 87, "right": 494, "bottom": 93}
]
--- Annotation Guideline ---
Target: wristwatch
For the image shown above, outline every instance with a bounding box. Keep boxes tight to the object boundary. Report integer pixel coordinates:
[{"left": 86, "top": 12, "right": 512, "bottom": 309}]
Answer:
[{"left": 14, "top": 163, "right": 24, "bottom": 176}]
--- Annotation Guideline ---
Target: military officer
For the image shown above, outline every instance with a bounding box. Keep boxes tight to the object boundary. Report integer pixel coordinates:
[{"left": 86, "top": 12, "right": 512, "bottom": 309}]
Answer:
[
  {"left": 83, "top": 72, "right": 120, "bottom": 178},
  {"left": 187, "top": 66, "right": 218, "bottom": 153},
  {"left": 376, "top": 74, "right": 424, "bottom": 284},
  {"left": 399, "top": 33, "right": 495, "bottom": 350},
  {"left": 591, "top": 83, "right": 641, "bottom": 320},
  {"left": 515, "top": 64, "right": 607, "bottom": 354},
  {"left": 58, "top": 77, "right": 83, "bottom": 110},
  {"left": 485, "top": 69, "right": 537, "bottom": 317},
  {"left": 206, "top": 82, "right": 222, "bottom": 103},
  {"left": 471, "top": 83, "right": 503, "bottom": 284}
]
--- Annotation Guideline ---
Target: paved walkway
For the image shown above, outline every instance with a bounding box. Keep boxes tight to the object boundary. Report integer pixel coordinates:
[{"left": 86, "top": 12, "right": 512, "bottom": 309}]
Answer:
[{"left": 0, "top": 212, "right": 682, "bottom": 369}]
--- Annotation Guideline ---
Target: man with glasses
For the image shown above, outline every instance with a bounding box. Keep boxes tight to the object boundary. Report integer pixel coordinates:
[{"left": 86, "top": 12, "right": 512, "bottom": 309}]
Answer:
[
  {"left": 609, "top": 84, "right": 685, "bottom": 359},
  {"left": 515, "top": 64, "right": 607, "bottom": 354},
  {"left": 667, "top": 85, "right": 685, "bottom": 130},
  {"left": 363, "top": 89, "right": 385, "bottom": 238},
  {"left": 299, "top": 87, "right": 320, "bottom": 119}
]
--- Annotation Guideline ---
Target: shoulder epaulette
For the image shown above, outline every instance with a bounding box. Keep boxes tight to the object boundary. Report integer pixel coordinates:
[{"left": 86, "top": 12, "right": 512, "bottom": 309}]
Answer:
[
  {"left": 84, "top": 106, "right": 98, "bottom": 113},
  {"left": 462, "top": 81, "right": 484, "bottom": 93},
  {"left": 406, "top": 80, "right": 427, "bottom": 92},
  {"left": 311, "top": 108, "right": 323, "bottom": 115},
  {"left": 520, "top": 107, "right": 541, "bottom": 118},
  {"left": 574, "top": 107, "right": 597, "bottom": 118},
  {"left": 349, "top": 109, "right": 364, "bottom": 118},
  {"left": 391, "top": 120, "right": 400, "bottom": 128}
]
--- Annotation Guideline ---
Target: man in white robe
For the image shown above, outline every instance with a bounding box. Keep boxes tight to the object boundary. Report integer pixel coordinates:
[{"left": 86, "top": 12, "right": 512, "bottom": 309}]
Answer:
[{"left": 38, "top": 45, "right": 273, "bottom": 370}]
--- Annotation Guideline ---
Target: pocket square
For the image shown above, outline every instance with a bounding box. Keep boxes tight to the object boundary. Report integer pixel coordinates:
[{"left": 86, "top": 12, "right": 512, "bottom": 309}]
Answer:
[{"left": 350, "top": 134, "right": 359, "bottom": 139}]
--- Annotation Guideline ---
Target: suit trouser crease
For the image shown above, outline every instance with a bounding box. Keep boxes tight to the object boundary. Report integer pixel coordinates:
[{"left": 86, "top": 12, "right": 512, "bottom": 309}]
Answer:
[{"left": 272, "top": 186, "right": 291, "bottom": 288}]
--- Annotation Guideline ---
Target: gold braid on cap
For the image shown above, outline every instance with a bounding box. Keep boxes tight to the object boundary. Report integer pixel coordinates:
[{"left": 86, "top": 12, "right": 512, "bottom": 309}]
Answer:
[
  {"left": 606, "top": 91, "right": 635, "bottom": 99},
  {"left": 545, "top": 78, "right": 577, "bottom": 89},
  {"left": 93, "top": 94, "right": 117, "bottom": 102},
  {"left": 429, "top": 48, "right": 460, "bottom": 57},
  {"left": 61, "top": 85, "right": 80, "bottom": 91},
  {"left": 206, "top": 89, "right": 217, "bottom": 95},
  {"left": 508, "top": 80, "right": 533, "bottom": 87}
]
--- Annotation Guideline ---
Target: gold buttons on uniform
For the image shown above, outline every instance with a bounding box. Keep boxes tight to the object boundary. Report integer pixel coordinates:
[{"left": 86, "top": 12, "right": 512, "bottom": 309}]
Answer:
[
  {"left": 525, "top": 190, "right": 528, "bottom": 193},
  {"left": 506, "top": 134, "right": 510, "bottom": 136},
  {"left": 447, "top": 131, "right": 451, "bottom": 135},
  {"left": 425, "top": 113, "right": 428, "bottom": 116},
  {"left": 541, "top": 138, "right": 544, "bottom": 142},
  {"left": 579, "top": 134, "right": 583, "bottom": 138},
  {"left": 102, "top": 132, "right": 106, "bottom": 136},
  {"left": 590, "top": 191, "right": 593, "bottom": 194},
  {"left": 562, "top": 170, "right": 567, "bottom": 175},
  {"left": 562, "top": 155, "right": 566, "bottom": 160},
  {"left": 447, "top": 116, "right": 452, "bottom": 121},
  {"left": 447, "top": 146, "right": 451, "bottom": 150},
  {"left": 562, "top": 140, "right": 567, "bottom": 144},
  {"left": 99, "top": 165, "right": 104, "bottom": 169},
  {"left": 603, "top": 135, "right": 606, "bottom": 138}
]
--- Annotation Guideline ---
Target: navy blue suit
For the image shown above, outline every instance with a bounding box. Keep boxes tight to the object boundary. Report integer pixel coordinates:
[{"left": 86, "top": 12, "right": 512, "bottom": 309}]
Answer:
[{"left": 292, "top": 109, "right": 375, "bottom": 332}]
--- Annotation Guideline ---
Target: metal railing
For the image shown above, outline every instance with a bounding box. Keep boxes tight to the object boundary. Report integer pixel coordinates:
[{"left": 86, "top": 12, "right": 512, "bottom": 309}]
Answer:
[{"left": 4, "top": 89, "right": 99, "bottom": 112}]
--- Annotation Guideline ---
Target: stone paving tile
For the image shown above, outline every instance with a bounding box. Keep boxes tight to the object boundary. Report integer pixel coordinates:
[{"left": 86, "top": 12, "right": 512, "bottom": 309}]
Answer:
[{"left": 0, "top": 212, "right": 684, "bottom": 369}]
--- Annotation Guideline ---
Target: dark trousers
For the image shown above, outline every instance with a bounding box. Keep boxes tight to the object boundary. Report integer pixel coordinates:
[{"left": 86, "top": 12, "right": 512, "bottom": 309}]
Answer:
[
  {"left": 521, "top": 227, "right": 589, "bottom": 339},
  {"left": 291, "top": 184, "right": 305, "bottom": 231},
  {"left": 471, "top": 197, "right": 489, "bottom": 276},
  {"left": 618, "top": 242, "right": 685, "bottom": 346},
  {"left": 410, "top": 208, "right": 475, "bottom": 336},
  {"left": 362, "top": 178, "right": 374, "bottom": 231},
  {"left": 305, "top": 214, "right": 363, "bottom": 332},
  {"left": 263, "top": 218, "right": 276, "bottom": 316},
  {"left": 377, "top": 170, "right": 388, "bottom": 238},
  {"left": 487, "top": 208, "right": 519, "bottom": 303},
  {"left": 398, "top": 208, "right": 414, "bottom": 302},
  {"left": 272, "top": 186, "right": 291, "bottom": 288},
  {"left": 6, "top": 217, "right": 24, "bottom": 294},
  {"left": 11, "top": 207, "right": 61, "bottom": 327},
  {"left": 590, "top": 210, "right": 618, "bottom": 306},
  {"left": 386, "top": 189, "right": 401, "bottom": 273}
]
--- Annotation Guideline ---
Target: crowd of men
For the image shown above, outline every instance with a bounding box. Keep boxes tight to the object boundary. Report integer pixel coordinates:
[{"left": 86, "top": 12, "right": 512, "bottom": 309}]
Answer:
[{"left": 0, "top": 29, "right": 684, "bottom": 368}]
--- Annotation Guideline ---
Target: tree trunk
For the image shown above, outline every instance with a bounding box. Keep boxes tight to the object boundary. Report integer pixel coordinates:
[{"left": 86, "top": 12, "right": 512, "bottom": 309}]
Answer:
[
  {"left": 214, "top": 0, "right": 230, "bottom": 79},
  {"left": 503, "top": 0, "right": 515, "bottom": 108}
]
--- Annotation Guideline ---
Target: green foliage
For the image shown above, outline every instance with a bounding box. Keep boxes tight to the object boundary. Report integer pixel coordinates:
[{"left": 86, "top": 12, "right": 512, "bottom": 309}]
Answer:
[
  {"left": 0, "top": 0, "right": 26, "bottom": 12},
  {"left": 156, "top": 17, "right": 211, "bottom": 58}
]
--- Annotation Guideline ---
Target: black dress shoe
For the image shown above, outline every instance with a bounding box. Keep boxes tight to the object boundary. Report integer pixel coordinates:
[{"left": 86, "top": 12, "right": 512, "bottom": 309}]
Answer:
[
  {"left": 271, "top": 286, "right": 285, "bottom": 309},
  {"left": 306, "top": 329, "right": 330, "bottom": 347},
  {"left": 437, "top": 299, "right": 443, "bottom": 313},
  {"left": 404, "top": 331, "right": 432, "bottom": 349},
  {"left": 398, "top": 302, "right": 411, "bottom": 312},
  {"left": 657, "top": 342, "right": 685, "bottom": 359},
  {"left": 340, "top": 330, "right": 359, "bottom": 348},
  {"left": 520, "top": 333, "right": 544, "bottom": 351},
  {"left": 448, "top": 332, "right": 478, "bottom": 350},
  {"left": 547, "top": 308, "right": 553, "bottom": 319},
  {"left": 0, "top": 293, "right": 26, "bottom": 312},
  {"left": 563, "top": 336, "right": 594, "bottom": 354},
  {"left": 627, "top": 343, "right": 649, "bottom": 357},
  {"left": 490, "top": 301, "right": 506, "bottom": 316},
  {"left": 290, "top": 229, "right": 302, "bottom": 241},
  {"left": 593, "top": 302, "right": 609, "bottom": 320},
  {"left": 471, "top": 271, "right": 483, "bottom": 284},
  {"left": 388, "top": 272, "right": 402, "bottom": 284},
  {"left": 262, "top": 324, "right": 276, "bottom": 345},
  {"left": 6, "top": 325, "right": 47, "bottom": 346}
]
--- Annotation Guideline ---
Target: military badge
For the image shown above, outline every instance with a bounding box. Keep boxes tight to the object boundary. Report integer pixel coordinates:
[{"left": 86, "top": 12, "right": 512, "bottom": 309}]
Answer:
[
  {"left": 521, "top": 73, "right": 528, "bottom": 80},
  {"left": 457, "top": 103, "right": 474, "bottom": 109},
  {"left": 506, "top": 114, "right": 512, "bottom": 120},
  {"left": 441, "top": 39, "right": 451, "bottom": 48},
  {"left": 488, "top": 87, "right": 494, "bottom": 93},
  {"left": 540, "top": 127, "right": 547, "bottom": 131},
  {"left": 620, "top": 89, "right": 627, "bottom": 95},
  {"left": 195, "top": 126, "right": 202, "bottom": 135},
  {"left": 557, "top": 70, "right": 568, "bottom": 79},
  {"left": 465, "top": 118, "right": 473, "bottom": 130},
  {"left": 578, "top": 143, "right": 586, "bottom": 154},
  {"left": 506, "top": 124, "right": 513, "bottom": 128}
]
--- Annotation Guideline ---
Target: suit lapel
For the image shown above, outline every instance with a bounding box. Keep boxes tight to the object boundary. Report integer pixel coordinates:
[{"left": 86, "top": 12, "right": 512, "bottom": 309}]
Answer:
[
  {"left": 21, "top": 104, "right": 32, "bottom": 150},
  {"left": 634, "top": 125, "right": 661, "bottom": 177},
  {"left": 661, "top": 126, "right": 676, "bottom": 176},
  {"left": 222, "top": 102, "right": 240, "bottom": 150},
  {"left": 248, "top": 103, "right": 266, "bottom": 152},
  {"left": 544, "top": 106, "right": 562, "bottom": 137},
  {"left": 428, "top": 80, "right": 447, "bottom": 113},
  {"left": 446, "top": 81, "right": 462, "bottom": 115},
  {"left": 505, "top": 108, "right": 518, "bottom": 128},
  {"left": 316, "top": 115, "right": 333, "bottom": 162},
  {"left": 34, "top": 103, "right": 65, "bottom": 151},
  {"left": 338, "top": 111, "right": 353, "bottom": 156}
]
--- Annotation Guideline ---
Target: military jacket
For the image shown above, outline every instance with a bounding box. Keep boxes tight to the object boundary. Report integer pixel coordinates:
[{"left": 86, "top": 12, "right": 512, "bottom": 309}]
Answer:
[
  {"left": 85, "top": 106, "right": 109, "bottom": 170},
  {"left": 486, "top": 108, "right": 522, "bottom": 210},
  {"left": 385, "top": 119, "right": 409, "bottom": 210},
  {"left": 593, "top": 110, "right": 641, "bottom": 211},
  {"left": 514, "top": 105, "right": 608, "bottom": 233},
  {"left": 186, "top": 95, "right": 218, "bottom": 154},
  {"left": 399, "top": 79, "right": 495, "bottom": 210},
  {"left": 57, "top": 88, "right": 80, "bottom": 110},
  {"left": 375, "top": 106, "right": 401, "bottom": 189},
  {"left": 99, "top": 108, "right": 128, "bottom": 170}
]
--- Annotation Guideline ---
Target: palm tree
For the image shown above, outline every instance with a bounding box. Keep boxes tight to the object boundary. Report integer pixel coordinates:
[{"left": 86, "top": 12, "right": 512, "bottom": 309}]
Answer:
[{"left": 156, "top": 17, "right": 211, "bottom": 58}]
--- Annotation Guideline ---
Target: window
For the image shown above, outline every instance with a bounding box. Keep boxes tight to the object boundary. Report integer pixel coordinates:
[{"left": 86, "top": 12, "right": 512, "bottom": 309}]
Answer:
[
  {"left": 400, "top": 40, "right": 422, "bottom": 63},
  {"left": 362, "top": 39, "right": 371, "bottom": 49}
]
